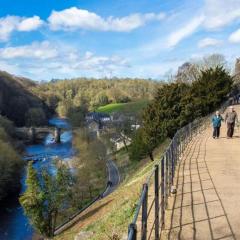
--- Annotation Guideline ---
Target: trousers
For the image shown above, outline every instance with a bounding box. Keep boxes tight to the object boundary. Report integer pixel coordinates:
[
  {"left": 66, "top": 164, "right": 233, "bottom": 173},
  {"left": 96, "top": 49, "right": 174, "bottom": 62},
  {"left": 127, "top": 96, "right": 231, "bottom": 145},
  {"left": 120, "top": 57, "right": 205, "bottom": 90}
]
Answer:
[
  {"left": 227, "top": 122, "right": 235, "bottom": 138},
  {"left": 213, "top": 127, "right": 220, "bottom": 138}
]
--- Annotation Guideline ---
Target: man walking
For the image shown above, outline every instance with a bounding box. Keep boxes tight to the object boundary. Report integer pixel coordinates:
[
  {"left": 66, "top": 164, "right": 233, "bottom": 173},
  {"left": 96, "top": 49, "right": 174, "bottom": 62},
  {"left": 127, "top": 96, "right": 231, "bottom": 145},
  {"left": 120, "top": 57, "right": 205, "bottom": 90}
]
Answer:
[{"left": 225, "top": 106, "right": 238, "bottom": 138}]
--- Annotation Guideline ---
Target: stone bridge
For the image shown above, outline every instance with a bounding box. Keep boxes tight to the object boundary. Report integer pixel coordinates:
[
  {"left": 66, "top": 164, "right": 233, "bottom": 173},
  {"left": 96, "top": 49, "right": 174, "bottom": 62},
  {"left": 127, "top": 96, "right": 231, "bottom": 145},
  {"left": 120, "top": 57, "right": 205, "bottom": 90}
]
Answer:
[{"left": 16, "top": 126, "right": 62, "bottom": 143}]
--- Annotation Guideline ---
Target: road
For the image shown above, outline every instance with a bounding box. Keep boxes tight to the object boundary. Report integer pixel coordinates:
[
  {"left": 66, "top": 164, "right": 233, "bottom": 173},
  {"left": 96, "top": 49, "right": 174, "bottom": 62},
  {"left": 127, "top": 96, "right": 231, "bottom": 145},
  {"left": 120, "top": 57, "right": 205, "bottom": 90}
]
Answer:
[{"left": 102, "top": 160, "right": 121, "bottom": 198}]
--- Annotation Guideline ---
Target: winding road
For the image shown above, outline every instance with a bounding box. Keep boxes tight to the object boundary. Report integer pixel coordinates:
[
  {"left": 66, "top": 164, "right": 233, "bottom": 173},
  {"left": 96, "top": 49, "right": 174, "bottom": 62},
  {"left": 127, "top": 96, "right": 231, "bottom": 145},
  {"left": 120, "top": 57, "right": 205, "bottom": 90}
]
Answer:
[{"left": 102, "top": 160, "right": 121, "bottom": 197}]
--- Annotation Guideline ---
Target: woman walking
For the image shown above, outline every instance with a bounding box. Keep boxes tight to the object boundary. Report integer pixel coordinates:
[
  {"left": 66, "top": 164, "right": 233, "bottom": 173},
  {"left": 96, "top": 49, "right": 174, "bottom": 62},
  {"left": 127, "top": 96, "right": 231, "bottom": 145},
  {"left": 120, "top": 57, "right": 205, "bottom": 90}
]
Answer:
[{"left": 212, "top": 111, "right": 223, "bottom": 139}]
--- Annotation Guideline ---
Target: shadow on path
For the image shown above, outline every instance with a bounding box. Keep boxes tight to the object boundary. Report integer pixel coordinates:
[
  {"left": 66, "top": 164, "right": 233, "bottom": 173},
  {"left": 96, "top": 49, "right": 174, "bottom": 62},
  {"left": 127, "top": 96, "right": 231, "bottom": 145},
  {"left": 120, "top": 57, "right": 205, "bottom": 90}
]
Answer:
[{"left": 163, "top": 133, "right": 236, "bottom": 240}]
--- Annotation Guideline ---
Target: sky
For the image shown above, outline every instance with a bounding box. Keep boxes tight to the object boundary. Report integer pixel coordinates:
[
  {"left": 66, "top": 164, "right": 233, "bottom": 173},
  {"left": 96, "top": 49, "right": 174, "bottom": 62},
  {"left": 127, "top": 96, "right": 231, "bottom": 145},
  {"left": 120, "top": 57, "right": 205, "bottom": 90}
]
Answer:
[{"left": 1, "top": 0, "right": 240, "bottom": 81}]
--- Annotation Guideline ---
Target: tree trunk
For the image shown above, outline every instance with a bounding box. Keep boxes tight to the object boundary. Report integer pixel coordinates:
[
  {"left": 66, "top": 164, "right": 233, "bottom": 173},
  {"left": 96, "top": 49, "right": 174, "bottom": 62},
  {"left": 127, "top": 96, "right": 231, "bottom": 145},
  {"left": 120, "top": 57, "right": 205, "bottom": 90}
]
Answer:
[
  {"left": 123, "top": 138, "right": 128, "bottom": 152},
  {"left": 149, "top": 151, "right": 154, "bottom": 161}
]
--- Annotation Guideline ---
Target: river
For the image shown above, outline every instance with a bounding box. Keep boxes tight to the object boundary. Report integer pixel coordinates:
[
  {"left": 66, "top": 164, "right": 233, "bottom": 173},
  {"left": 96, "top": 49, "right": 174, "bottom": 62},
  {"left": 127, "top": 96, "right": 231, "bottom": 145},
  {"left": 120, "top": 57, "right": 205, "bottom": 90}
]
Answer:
[{"left": 0, "top": 118, "right": 74, "bottom": 240}]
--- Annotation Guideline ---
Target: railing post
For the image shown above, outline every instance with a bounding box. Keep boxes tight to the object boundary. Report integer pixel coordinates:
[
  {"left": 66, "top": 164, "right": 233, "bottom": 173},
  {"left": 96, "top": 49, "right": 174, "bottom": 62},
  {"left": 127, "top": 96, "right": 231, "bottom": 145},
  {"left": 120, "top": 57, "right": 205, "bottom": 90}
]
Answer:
[
  {"left": 165, "top": 155, "right": 169, "bottom": 208},
  {"left": 170, "top": 145, "right": 174, "bottom": 184},
  {"left": 128, "top": 223, "right": 137, "bottom": 240},
  {"left": 141, "top": 184, "right": 148, "bottom": 240},
  {"left": 154, "top": 165, "right": 160, "bottom": 240},
  {"left": 164, "top": 154, "right": 169, "bottom": 209},
  {"left": 161, "top": 157, "right": 165, "bottom": 229},
  {"left": 167, "top": 150, "right": 171, "bottom": 195},
  {"left": 189, "top": 123, "right": 192, "bottom": 141}
]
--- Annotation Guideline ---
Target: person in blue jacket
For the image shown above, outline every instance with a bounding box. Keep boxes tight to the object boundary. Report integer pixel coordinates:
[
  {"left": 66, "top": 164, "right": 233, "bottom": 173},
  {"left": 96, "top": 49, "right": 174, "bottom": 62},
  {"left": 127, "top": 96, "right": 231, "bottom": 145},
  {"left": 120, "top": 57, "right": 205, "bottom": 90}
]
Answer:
[{"left": 212, "top": 111, "right": 224, "bottom": 139}]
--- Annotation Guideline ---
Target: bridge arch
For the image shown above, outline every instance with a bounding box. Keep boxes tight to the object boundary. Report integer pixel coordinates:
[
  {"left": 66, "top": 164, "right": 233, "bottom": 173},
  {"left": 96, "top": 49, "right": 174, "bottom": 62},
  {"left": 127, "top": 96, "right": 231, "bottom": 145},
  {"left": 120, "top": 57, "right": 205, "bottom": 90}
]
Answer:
[{"left": 16, "top": 126, "right": 62, "bottom": 143}]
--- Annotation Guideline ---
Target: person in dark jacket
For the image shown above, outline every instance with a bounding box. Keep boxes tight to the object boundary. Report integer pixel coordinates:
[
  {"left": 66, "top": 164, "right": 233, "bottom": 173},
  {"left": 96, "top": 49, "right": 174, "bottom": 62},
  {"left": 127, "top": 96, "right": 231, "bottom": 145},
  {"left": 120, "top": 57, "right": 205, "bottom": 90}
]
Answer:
[
  {"left": 225, "top": 106, "right": 238, "bottom": 138},
  {"left": 212, "top": 111, "right": 224, "bottom": 139}
]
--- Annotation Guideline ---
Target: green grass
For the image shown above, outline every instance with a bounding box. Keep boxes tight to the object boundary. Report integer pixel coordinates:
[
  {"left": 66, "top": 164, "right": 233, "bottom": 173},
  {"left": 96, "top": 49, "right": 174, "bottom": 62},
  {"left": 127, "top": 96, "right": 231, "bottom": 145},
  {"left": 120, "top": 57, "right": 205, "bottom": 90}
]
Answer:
[{"left": 96, "top": 100, "right": 149, "bottom": 114}]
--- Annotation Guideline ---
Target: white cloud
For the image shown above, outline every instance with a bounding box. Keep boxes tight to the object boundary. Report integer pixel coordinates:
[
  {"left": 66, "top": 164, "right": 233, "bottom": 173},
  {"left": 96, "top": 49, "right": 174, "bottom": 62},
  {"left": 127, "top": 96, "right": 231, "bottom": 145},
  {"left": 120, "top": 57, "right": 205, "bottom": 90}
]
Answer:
[
  {"left": 0, "top": 15, "right": 43, "bottom": 41},
  {"left": 198, "top": 37, "right": 222, "bottom": 48},
  {"left": 48, "top": 7, "right": 165, "bottom": 32},
  {"left": 229, "top": 28, "right": 240, "bottom": 43},
  {"left": 166, "top": 15, "right": 205, "bottom": 48},
  {"left": 203, "top": 0, "right": 240, "bottom": 30},
  {"left": 0, "top": 41, "right": 130, "bottom": 80},
  {"left": 17, "top": 16, "right": 44, "bottom": 31},
  {"left": 163, "top": 0, "right": 240, "bottom": 49},
  {"left": 0, "top": 41, "right": 58, "bottom": 59},
  {"left": 0, "top": 16, "right": 19, "bottom": 41}
]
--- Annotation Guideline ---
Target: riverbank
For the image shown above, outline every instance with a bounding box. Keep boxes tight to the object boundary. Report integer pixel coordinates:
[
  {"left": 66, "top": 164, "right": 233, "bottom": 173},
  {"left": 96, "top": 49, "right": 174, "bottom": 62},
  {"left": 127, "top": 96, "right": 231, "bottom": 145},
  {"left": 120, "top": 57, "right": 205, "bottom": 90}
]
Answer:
[{"left": 0, "top": 118, "right": 74, "bottom": 240}]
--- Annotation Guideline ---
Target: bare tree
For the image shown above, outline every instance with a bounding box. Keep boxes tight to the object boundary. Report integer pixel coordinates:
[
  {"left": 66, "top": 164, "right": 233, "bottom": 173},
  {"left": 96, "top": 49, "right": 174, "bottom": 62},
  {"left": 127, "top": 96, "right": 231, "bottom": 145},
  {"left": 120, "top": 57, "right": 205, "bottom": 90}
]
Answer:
[
  {"left": 175, "top": 62, "right": 201, "bottom": 83},
  {"left": 202, "top": 53, "right": 227, "bottom": 69}
]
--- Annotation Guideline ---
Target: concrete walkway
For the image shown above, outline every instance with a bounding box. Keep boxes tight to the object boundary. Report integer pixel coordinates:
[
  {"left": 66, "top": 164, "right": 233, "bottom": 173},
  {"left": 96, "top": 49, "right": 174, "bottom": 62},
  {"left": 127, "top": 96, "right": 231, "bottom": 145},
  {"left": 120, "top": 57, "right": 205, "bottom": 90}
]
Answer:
[{"left": 162, "top": 105, "right": 240, "bottom": 240}]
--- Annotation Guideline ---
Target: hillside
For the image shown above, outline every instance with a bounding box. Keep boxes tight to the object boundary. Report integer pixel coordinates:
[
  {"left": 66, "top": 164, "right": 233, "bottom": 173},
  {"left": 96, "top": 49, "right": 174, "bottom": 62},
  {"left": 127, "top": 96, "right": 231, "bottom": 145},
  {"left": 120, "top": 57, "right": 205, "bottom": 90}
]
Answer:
[
  {"left": 0, "top": 71, "right": 50, "bottom": 126},
  {"left": 96, "top": 100, "right": 149, "bottom": 114},
  {"left": 31, "top": 78, "right": 162, "bottom": 115},
  {"left": 54, "top": 140, "right": 170, "bottom": 240}
]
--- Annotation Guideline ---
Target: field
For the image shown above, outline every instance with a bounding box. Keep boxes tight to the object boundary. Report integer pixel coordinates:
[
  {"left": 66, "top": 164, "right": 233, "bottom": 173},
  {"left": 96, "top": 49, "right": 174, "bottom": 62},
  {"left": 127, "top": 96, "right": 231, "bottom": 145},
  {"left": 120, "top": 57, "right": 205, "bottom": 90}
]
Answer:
[{"left": 96, "top": 100, "right": 149, "bottom": 114}]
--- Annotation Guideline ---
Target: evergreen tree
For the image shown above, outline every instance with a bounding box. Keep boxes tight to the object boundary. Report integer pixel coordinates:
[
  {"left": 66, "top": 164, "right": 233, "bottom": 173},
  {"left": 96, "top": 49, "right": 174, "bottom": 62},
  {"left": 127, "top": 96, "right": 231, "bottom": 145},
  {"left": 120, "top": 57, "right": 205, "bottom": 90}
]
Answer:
[
  {"left": 129, "top": 67, "right": 233, "bottom": 163},
  {"left": 20, "top": 161, "right": 74, "bottom": 238}
]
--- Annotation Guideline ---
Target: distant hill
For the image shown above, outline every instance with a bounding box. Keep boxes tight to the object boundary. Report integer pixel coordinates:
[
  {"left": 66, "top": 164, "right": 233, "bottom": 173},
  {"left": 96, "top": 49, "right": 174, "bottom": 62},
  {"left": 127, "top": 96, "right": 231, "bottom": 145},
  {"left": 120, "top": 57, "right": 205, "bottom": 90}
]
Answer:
[
  {"left": 31, "top": 78, "right": 162, "bottom": 117},
  {"left": 0, "top": 71, "right": 50, "bottom": 126}
]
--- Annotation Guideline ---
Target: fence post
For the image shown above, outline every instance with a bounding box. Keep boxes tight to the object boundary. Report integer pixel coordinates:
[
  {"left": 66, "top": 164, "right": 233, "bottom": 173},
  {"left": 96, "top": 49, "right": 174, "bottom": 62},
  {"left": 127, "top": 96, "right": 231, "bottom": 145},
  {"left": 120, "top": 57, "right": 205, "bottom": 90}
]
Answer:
[
  {"left": 154, "top": 165, "right": 160, "bottom": 240},
  {"left": 128, "top": 223, "right": 137, "bottom": 240},
  {"left": 167, "top": 150, "right": 171, "bottom": 195},
  {"left": 161, "top": 157, "right": 165, "bottom": 229},
  {"left": 189, "top": 123, "right": 192, "bottom": 141},
  {"left": 165, "top": 155, "right": 169, "bottom": 208},
  {"left": 170, "top": 145, "right": 174, "bottom": 184},
  {"left": 141, "top": 184, "right": 148, "bottom": 240}
]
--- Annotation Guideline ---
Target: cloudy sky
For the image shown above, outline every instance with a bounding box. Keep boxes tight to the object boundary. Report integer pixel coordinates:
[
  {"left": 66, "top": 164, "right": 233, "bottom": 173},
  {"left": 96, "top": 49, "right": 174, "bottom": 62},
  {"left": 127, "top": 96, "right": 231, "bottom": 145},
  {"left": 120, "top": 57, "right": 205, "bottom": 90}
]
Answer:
[{"left": 1, "top": 0, "right": 240, "bottom": 80}]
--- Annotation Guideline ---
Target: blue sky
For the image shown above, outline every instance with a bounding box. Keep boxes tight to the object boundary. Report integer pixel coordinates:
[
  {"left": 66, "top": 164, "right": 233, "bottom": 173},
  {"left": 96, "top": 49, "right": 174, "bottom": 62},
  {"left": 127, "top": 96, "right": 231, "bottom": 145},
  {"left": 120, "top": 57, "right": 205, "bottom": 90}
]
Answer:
[{"left": 1, "top": 0, "right": 240, "bottom": 81}]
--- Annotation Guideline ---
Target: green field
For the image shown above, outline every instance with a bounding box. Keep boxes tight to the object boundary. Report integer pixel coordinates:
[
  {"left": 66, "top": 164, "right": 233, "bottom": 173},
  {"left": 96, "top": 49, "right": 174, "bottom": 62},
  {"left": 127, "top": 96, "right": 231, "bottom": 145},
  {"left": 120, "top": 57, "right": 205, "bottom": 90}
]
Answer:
[{"left": 96, "top": 100, "right": 149, "bottom": 114}]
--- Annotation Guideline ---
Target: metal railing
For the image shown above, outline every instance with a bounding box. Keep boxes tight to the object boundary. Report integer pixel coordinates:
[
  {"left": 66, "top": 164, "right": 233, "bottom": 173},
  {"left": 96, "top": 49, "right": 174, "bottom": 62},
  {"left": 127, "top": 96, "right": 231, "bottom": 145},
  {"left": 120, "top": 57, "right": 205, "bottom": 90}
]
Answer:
[{"left": 127, "top": 99, "right": 233, "bottom": 240}]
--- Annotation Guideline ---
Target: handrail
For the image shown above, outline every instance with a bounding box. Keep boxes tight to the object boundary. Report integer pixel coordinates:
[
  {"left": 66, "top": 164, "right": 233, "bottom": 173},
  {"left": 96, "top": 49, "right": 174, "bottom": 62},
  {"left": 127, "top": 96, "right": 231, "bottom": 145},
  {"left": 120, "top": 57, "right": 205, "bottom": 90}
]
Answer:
[{"left": 127, "top": 96, "right": 237, "bottom": 240}]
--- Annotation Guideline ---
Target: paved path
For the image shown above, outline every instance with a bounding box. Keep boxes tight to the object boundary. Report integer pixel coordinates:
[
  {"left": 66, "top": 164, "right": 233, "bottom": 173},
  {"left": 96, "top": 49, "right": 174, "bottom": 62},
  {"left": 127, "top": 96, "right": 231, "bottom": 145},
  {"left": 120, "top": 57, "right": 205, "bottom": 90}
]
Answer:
[{"left": 162, "top": 105, "right": 240, "bottom": 240}]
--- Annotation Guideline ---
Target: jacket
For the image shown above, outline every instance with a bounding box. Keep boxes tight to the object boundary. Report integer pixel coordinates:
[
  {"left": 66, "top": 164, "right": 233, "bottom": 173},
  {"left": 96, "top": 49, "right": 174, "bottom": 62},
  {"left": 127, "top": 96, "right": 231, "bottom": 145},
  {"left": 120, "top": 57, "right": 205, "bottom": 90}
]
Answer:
[
  {"left": 212, "top": 115, "right": 223, "bottom": 127},
  {"left": 225, "top": 111, "right": 238, "bottom": 124}
]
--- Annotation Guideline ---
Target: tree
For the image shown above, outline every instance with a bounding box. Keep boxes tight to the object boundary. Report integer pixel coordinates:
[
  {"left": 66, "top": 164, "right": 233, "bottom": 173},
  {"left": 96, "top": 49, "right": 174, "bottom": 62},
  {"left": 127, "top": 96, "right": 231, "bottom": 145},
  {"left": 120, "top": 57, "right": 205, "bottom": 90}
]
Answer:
[
  {"left": 130, "top": 66, "right": 233, "bottom": 163},
  {"left": 0, "top": 115, "right": 15, "bottom": 136},
  {"left": 175, "top": 62, "right": 201, "bottom": 83},
  {"left": 202, "top": 54, "right": 227, "bottom": 70},
  {"left": 72, "top": 129, "right": 107, "bottom": 207},
  {"left": 25, "top": 108, "right": 47, "bottom": 127},
  {"left": 20, "top": 161, "right": 74, "bottom": 238},
  {"left": 112, "top": 112, "right": 136, "bottom": 152},
  {"left": 129, "top": 128, "right": 149, "bottom": 161},
  {"left": 67, "top": 105, "right": 88, "bottom": 127},
  {"left": 0, "top": 130, "right": 22, "bottom": 201},
  {"left": 190, "top": 66, "right": 233, "bottom": 116}
]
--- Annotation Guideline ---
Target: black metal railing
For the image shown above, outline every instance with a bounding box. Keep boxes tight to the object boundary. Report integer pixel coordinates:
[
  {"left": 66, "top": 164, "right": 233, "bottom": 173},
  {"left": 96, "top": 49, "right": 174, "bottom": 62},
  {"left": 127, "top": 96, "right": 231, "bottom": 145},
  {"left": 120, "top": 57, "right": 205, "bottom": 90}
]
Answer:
[{"left": 127, "top": 99, "right": 232, "bottom": 240}]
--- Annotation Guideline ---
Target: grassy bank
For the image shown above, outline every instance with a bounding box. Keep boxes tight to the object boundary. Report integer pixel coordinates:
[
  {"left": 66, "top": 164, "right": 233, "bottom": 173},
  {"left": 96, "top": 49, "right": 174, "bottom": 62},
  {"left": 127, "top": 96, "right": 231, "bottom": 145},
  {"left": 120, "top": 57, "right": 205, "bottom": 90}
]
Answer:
[
  {"left": 96, "top": 100, "right": 149, "bottom": 114},
  {"left": 54, "top": 139, "right": 170, "bottom": 240}
]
